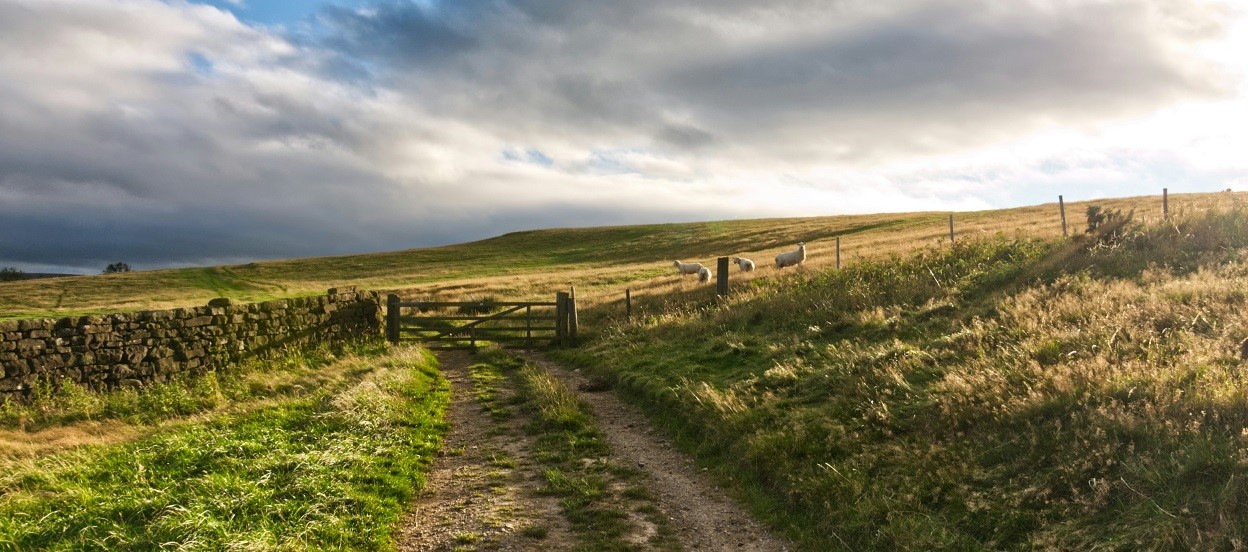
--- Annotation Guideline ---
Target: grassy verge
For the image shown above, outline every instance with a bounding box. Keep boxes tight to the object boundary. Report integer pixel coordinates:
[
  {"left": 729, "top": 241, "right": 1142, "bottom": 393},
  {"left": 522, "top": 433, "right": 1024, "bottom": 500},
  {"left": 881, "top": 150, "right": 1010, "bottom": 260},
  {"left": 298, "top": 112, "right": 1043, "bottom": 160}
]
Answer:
[
  {"left": 0, "top": 343, "right": 385, "bottom": 434},
  {"left": 0, "top": 345, "right": 449, "bottom": 550},
  {"left": 554, "top": 209, "right": 1248, "bottom": 550},
  {"left": 469, "top": 350, "right": 681, "bottom": 551}
]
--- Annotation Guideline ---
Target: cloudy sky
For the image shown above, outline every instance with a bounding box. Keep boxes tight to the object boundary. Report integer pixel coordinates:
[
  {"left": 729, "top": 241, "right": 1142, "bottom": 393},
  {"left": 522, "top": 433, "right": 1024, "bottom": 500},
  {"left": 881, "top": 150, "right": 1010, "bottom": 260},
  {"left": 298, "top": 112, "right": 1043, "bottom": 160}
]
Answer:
[{"left": 1, "top": 0, "right": 1245, "bottom": 273}]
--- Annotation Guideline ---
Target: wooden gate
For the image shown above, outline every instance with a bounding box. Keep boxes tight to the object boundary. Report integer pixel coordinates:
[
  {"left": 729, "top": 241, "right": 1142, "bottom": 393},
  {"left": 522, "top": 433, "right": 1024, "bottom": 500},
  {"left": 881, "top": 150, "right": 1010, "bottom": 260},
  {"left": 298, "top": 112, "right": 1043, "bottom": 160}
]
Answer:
[{"left": 385, "top": 291, "right": 578, "bottom": 350}]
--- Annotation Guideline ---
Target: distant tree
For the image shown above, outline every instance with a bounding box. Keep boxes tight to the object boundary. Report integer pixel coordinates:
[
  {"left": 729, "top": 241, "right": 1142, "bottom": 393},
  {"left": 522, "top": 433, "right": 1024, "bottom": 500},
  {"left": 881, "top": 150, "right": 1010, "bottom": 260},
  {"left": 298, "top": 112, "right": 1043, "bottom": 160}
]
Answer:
[
  {"left": 0, "top": 266, "right": 25, "bottom": 281},
  {"left": 103, "top": 262, "right": 132, "bottom": 274}
]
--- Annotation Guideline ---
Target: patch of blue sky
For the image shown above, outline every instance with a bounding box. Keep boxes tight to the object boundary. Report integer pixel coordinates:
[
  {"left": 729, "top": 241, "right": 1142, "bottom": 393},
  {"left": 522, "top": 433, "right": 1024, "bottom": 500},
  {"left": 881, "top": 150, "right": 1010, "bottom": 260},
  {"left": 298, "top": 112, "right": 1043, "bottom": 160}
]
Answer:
[
  {"left": 186, "top": 51, "right": 214, "bottom": 75},
  {"left": 192, "top": 0, "right": 372, "bottom": 27},
  {"left": 501, "top": 148, "right": 555, "bottom": 167}
]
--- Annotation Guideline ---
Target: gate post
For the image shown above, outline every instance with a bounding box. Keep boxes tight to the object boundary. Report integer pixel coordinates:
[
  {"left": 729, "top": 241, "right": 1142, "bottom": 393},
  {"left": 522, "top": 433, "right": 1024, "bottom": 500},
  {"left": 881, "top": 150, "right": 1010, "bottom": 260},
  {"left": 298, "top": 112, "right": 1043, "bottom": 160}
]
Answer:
[
  {"left": 386, "top": 294, "right": 400, "bottom": 344},
  {"left": 526, "top": 305, "right": 533, "bottom": 349},
  {"left": 555, "top": 291, "right": 569, "bottom": 346}
]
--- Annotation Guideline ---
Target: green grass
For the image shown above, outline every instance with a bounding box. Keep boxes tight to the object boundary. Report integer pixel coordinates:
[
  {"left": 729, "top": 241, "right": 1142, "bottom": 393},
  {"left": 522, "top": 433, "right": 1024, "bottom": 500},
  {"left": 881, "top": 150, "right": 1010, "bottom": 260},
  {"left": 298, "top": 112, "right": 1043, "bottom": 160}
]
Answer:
[
  {"left": 0, "top": 343, "right": 380, "bottom": 433},
  {"left": 468, "top": 350, "right": 682, "bottom": 552},
  {"left": 0, "top": 345, "right": 450, "bottom": 550},
  {"left": 553, "top": 207, "right": 1248, "bottom": 550}
]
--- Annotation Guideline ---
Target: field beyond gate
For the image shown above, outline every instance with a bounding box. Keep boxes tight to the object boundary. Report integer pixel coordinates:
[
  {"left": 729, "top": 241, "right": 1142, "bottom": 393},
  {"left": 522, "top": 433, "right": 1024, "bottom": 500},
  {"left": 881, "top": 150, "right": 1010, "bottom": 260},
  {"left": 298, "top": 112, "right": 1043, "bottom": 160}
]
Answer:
[{"left": 385, "top": 292, "right": 577, "bottom": 350}]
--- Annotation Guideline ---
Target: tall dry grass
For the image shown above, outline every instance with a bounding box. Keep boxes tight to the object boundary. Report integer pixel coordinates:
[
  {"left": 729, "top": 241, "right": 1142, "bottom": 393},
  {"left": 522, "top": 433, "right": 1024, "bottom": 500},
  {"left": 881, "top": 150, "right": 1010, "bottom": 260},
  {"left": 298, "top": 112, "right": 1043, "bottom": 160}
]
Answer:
[{"left": 554, "top": 203, "right": 1248, "bottom": 550}]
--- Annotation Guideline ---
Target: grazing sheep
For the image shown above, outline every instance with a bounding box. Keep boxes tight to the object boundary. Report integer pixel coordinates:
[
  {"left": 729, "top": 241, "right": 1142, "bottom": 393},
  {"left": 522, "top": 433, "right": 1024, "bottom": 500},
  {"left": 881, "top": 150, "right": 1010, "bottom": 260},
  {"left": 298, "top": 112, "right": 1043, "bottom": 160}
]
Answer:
[
  {"left": 774, "top": 242, "right": 807, "bottom": 269},
  {"left": 673, "top": 260, "right": 705, "bottom": 275},
  {"left": 697, "top": 266, "right": 713, "bottom": 283},
  {"left": 731, "top": 256, "right": 756, "bottom": 272}
]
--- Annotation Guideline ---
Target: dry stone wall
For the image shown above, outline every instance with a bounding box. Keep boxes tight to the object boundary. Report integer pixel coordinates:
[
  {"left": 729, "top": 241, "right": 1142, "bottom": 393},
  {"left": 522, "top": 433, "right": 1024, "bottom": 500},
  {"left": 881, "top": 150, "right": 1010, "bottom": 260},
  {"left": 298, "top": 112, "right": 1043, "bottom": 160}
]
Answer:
[{"left": 0, "top": 287, "right": 382, "bottom": 400}]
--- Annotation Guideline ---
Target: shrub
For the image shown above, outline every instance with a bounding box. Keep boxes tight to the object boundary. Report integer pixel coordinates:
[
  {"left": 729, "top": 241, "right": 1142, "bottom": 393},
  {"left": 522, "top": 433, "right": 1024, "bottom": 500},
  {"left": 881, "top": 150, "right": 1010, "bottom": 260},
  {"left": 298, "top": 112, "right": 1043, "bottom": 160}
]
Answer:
[
  {"left": 103, "top": 262, "right": 132, "bottom": 274},
  {"left": 1085, "top": 205, "right": 1129, "bottom": 232},
  {"left": 0, "top": 266, "right": 25, "bottom": 281}
]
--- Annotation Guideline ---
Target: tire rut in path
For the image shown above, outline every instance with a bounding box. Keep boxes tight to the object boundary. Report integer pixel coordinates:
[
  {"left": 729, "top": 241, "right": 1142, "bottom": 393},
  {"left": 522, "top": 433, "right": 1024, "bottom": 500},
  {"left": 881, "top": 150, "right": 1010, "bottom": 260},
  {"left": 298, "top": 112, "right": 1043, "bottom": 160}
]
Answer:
[{"left": 518, "top": 352, "right": 794, "bottom": 552}]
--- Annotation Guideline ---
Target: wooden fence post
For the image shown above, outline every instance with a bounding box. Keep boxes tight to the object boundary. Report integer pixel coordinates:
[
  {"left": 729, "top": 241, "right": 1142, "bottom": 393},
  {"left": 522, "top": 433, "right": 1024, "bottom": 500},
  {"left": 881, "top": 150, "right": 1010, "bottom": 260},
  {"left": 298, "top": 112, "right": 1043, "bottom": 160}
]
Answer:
[
  {"left": 568, "top": 287, "right": 578, "bottom": 344},
  {"left": 948, "top": 213, "right": 955, "bottom": 243},
  {"left": 1059, "top": 195, "right": 1067, "bottom": 237},
  {"left": 555, "top": 291, "right": 569, "bottom": 346},
  {"left": 716, "top": 257, "right": 729, "bottom": 297},
  {"left": 1163, "top": 188, "right": 1169, "bottom": 220},
  {"left": 835, "top": 236, "right": 841, "bottom": 269},
  {"left": 386, "top": 294, "right": 399, "bottom": 344},
  {"left": 625, "top": 288, "right": 632, "bottom": 320}
]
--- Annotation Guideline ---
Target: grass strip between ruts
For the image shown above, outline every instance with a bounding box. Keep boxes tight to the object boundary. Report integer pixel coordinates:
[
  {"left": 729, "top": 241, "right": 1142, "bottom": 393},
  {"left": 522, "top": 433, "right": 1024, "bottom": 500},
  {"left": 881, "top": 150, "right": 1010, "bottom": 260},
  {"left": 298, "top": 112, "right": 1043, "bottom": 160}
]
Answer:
[{"left": 470, "top": 349, "right": 682, "bottom": 552}]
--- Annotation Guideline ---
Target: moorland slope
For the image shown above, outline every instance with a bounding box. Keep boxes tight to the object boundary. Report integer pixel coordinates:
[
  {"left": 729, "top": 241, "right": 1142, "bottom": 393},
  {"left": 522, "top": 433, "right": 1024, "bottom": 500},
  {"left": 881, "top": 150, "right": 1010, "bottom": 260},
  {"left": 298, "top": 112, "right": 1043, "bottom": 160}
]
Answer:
[{"left": 0, "top": 192, "right": 1190, "bottom": 320}]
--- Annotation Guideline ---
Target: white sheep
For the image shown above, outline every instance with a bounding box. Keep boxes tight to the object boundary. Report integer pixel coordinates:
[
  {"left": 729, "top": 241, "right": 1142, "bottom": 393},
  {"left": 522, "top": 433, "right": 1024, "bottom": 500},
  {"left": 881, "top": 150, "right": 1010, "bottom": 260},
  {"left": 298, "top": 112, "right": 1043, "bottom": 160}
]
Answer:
[
  {"left": 774, "top": 242, "right": 807, "bottom": 269},
  {"left": 731, "top": 256, "right": 756, "bottom": 272},
  {"left": 697, "top": 266, "right": 713, "bottom": 283},
  {"left": 672, "top": 260, "right": 705, "bottom": 275}
]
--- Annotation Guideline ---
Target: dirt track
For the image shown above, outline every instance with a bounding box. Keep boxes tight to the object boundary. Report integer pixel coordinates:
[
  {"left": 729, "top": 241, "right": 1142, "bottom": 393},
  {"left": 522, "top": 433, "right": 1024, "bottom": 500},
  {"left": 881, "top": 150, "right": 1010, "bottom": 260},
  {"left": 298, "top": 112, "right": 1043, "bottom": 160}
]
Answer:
[
  {"left": 397, "top": 350, "right": 792, "bottom": 551},
  {"left": 395, "top": 351, "right": 574, "bottom": 551}
]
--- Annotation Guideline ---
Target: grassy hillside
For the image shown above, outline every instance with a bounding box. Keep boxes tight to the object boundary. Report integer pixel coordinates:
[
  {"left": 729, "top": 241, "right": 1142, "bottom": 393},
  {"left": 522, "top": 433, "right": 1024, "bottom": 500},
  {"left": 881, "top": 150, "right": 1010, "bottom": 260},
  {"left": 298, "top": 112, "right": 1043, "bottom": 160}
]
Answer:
[
  {"left": 0, "top": 192, "right": 1203, "bottom": 320},
  {"left": 554, "top": 203, "right": 1248, "bottom": 549}
]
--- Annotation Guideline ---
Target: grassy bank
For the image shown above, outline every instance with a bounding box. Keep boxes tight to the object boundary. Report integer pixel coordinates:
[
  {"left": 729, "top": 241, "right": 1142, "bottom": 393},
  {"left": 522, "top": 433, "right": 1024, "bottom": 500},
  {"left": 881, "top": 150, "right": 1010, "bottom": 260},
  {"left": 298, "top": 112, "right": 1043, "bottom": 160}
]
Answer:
[
  {"left": 0, "top": 345, "right": 449, "bottom": 550},
  {"left": 555, "top": 207, "right": 1248, "bottom": 550}
]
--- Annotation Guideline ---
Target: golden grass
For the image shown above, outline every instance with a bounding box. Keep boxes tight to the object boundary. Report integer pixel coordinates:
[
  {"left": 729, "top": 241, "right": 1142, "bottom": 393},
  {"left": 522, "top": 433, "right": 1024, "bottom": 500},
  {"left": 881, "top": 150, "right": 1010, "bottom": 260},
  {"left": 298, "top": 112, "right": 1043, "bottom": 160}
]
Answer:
[
  {"left": 552, "top": 211, "right": 1248, "bottom": 549},
  {"left": 0, "top": 419, "right": 143, "bottom": 464}
]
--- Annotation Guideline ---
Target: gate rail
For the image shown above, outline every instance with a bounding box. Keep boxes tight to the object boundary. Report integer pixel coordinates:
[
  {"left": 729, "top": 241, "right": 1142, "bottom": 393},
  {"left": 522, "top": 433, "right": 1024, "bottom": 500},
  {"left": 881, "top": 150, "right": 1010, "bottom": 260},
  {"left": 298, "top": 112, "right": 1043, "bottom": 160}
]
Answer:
[{"left": 385, "top": 290, "right": 578, "bottom": 350}]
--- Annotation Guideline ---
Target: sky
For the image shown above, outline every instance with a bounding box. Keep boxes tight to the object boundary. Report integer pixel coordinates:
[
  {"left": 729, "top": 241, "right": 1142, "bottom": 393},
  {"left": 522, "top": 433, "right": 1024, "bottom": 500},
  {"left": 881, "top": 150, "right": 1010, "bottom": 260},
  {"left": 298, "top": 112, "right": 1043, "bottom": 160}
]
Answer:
[{"left": 1, "top": 0, "right": 1246, "bottom": 274}]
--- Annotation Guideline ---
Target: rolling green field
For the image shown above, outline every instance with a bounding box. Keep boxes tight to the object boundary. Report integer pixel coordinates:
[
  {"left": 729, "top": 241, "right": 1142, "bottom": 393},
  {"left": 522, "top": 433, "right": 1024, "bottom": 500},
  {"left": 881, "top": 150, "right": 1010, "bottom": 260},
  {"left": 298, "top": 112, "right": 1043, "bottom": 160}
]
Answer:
[
  {"left": 0, "top": 192, "right": 1202, "bottom": 321},
  {"left": 5, "top": 190, "right": 1248, "bottom": 550}
]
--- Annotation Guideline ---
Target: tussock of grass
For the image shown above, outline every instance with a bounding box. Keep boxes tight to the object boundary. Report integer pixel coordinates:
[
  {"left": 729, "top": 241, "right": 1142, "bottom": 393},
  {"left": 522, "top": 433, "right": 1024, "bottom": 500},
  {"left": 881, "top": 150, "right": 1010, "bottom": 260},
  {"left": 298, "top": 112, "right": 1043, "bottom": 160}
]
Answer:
[
  {"left": 556, "top": 207, "right": 1248, "bottom": 550},
  {"left": 0, "top": 345, "right": 449, "bottom": 550}
]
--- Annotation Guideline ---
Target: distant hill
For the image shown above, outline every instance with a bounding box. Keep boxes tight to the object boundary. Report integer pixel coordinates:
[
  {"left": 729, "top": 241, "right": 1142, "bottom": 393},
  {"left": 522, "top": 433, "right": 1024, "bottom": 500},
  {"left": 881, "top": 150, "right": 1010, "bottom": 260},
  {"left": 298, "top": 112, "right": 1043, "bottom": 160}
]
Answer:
[{"left": 0, "top": 191, "right": 1223, "bottom": 320}]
